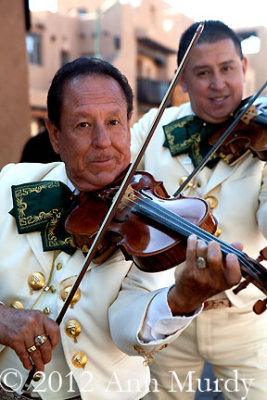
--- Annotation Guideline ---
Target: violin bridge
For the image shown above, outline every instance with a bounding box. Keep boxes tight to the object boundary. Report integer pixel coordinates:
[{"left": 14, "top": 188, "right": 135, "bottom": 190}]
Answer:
[
  {"left": 241, "top": 104, "right": 258, "bottom": 125},
  {"left": 117, "top": 185, "right": 137, "bottom": 211}
]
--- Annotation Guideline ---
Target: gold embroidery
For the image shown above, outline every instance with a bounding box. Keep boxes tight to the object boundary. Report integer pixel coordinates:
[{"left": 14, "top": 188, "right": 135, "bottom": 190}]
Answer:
[
  {"left": 133, "top": 343, "right": 169, "bottom": 366},
  {"left": 14, "top": 182, "right": 63, "bottom": 230},
  {"left": 45, "top": 211, "right": 72, "bottom": 249}
]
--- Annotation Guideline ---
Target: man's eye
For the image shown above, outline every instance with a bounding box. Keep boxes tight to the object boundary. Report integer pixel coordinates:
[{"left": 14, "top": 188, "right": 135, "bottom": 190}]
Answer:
[
  {"left": 79, "top": 122, "right": 89, "bottom": 128},
  {"left": 198, "top": 70, "right": 208, "bottom": 77},
  {"left": 109, "top": 120, "right": 119, "bottom": 125}
]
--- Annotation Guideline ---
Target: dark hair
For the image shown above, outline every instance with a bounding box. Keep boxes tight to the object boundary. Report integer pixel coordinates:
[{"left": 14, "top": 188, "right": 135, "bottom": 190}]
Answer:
[
  {"left": 47, "top": 57, "right": 134, "bottom": 128},
  {"left": 178, "top": 20, "right": 243, "bottom": 65}
]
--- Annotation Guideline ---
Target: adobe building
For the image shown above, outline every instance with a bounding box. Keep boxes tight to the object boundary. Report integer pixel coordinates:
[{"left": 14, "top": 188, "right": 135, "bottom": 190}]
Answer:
[
  {"left": 27, "top": 0, "right": 193, "bottom": 134},
  {"left": 1, "top": 0, "right": 266, "bottom": 166},
  {"left": 0, "top": 0, "right": 31, "bottom": 168},
  {"left": 27, "top": 1, "right": 267, "bottom": 138}
]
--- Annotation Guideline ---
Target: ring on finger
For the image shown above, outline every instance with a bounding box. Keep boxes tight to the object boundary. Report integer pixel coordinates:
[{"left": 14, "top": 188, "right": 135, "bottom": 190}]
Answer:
[
  {"left": 197, "top": 256, "right": 207, "bottom": 270},
  {"left": 27, "top": 344, "right": 37, "bottom": 353},
  {"left": 34, "top": 334, "right": 48, "bottom": 347}
]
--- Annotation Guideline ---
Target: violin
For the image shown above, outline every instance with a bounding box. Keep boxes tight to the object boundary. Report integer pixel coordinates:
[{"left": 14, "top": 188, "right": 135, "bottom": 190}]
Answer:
[
  {"left": 208, "top": 95, "right": 267, "bottom": 164},
  {"left": 65, "top": 169, "right": 267, "bottom": 315}
]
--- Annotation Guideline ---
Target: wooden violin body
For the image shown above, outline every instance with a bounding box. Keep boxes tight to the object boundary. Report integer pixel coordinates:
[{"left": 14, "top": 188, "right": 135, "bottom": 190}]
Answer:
[
  {"left": 65, "top": 170, "right": 267, "bottom": 314},
  {"left": 65, "top": 171, "right": 217, "bottom": 272}
]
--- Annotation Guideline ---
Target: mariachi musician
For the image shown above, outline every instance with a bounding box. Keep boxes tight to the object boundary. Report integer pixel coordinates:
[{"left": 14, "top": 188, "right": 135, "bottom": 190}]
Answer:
[
  {"left": 0, "top": 56, "right": 243, "bottom": 400},
  {"left": 131, "top": 20, "right": 267, "bottom": 400}
]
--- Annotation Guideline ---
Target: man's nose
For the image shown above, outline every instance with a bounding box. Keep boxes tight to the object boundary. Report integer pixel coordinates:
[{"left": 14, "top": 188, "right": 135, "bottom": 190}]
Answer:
[
  {"left": 92, "top": 123, "right": 111, "bottom": 148},
  {"left": 210, "top": 73, "right": 226, "bottom": 90}
]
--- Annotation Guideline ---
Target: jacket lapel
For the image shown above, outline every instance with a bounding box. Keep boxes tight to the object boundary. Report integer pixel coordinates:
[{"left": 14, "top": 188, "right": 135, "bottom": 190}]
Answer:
[
  {"left": 25, "top": 163, "right": 70, "bottom": 271},
  {"left": 202, "top": 159, "right": 238, "bottom": 196}
]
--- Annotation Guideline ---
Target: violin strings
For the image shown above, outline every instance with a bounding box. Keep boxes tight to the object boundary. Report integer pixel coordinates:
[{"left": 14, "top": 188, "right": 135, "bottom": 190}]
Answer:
[
  {"left": 113, "top": 185, "right": 265, "bottom": 279},
  {"left": 125, "top": 193, "right": 262, "bottom": 279},
  {"left": 144, "top": 198, "right": 262, "bottom": 278}
]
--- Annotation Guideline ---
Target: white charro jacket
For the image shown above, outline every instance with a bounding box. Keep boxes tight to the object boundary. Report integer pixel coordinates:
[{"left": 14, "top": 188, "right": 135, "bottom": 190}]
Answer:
[
  {"left": 130, "top": 103, "right": 267, "bottom": 308},
  {"left": 0, "top": 162, "right": 188, "bottom": 400}
]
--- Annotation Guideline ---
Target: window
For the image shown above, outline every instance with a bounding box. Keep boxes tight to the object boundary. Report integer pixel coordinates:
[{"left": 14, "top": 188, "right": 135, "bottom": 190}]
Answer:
[
  {"left": 78, "top": 8, "right": 88, "bottom": 15},
  {"left": 26, "top": 32, "right": 42, "bottom": 65},
  {"left": 61, "top": 51, "right": 70, "bottom": 67},
  {"left": 114, "top": 36, "right": 121, "bottom": 50}
]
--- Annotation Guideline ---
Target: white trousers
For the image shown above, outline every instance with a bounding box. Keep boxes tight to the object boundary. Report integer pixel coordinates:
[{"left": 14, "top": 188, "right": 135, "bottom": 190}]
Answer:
[{"left": 144, "top": 305, "right": 267, "bottom": 400}]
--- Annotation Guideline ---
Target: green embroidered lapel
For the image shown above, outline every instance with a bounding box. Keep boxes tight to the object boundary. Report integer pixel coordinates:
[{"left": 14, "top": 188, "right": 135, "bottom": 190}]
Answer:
[
  {"left": 10, "top": 181, "right": 78, "bottom": 254},
  {"left": 163, "top": 115, "right": 220, "bottom": 168}
]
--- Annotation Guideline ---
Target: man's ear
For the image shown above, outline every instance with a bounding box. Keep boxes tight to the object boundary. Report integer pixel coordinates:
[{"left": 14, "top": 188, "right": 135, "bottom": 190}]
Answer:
[
  {"left": 178, "top": 73, "right": 188, "bottom": 94},
  {"left": 241, "top": 56, "right": 248, "bottom": 78},
  {"left": 45, "top": 117, "right": 60, "bottom": 154}
]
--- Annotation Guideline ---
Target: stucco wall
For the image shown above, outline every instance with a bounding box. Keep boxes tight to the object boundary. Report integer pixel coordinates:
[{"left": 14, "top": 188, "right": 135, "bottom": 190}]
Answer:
[{"left": 0, "top": 0, "right": 31, "bottom": 168}]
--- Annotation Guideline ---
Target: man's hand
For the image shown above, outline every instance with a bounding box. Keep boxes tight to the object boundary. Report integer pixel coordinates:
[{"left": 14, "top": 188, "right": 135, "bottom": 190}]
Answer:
[
  {"left": 0, "top": 306, "right": 59, "bottom": 371},
  {"left": 167, "top": 234, "right": 242, "bottom": 315}
]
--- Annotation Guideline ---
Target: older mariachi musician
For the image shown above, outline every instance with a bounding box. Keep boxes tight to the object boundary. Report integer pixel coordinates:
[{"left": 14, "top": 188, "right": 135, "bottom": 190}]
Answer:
[
  {"left": 131, "top": 21, "right": 267, "bottom": 400},
  {"left": 0, "top": 57, "right": 242, "bottom": 400}
]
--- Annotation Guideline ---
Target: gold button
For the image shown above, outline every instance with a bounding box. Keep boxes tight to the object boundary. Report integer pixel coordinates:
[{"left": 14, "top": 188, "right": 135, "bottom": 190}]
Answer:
[
  {"left": 10, "top": 301, "right": 24, "bottom": 310},
  {"left": 215, "top": 227, "right": 222, "bottom": 237},
  {"left": 204, "top": 195, "right": 218, "bottom": 209},
  {"left": 28, "top": 272, "right": 45, "bottom": 294},
  {"left": 82, "top": 245, "right": 89, "bottom": 253},
  {"left": 49, "top": 285, "right": 56, "bottom": 293},
  {"left": 60, "top": 285, "right": 81, "bottom": 308},
  {"left": 65, "top": 320, "right": 81, "bottom": 343},
  {"left": 179, "top": 176, "right": 187, "bottom": 185},
  {"left": 179, "top": 176, "right": 195, "bottom": 189},
  {"left": 72, "top": 353, "right": 87, "bottom": 368},
  {"left": 33, "top": 372, "right": 42, "bottom": 382},
  {"left": 70, "top": 239, "right": 76, "bottom": 248},
  {"left": 43, "top": 307, "right": 50, "bottom": 315},
  {"left": 56, "top": 262, "right": 62, "bottom": 270}
]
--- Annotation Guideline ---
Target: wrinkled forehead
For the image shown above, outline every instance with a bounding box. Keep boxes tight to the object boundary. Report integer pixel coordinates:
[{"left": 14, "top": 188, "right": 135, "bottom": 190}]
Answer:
[{"left": 62, "top": 74, "right": 126, "bottom": 106}]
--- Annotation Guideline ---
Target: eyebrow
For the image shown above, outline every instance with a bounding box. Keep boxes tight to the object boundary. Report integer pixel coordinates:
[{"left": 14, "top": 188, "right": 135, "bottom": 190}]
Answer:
[
  {"left": 72, "top": 105, "right": 123, "bottom": 116},
  {"left": 192, "top": 59, "right": 236, "bottom": 71}
]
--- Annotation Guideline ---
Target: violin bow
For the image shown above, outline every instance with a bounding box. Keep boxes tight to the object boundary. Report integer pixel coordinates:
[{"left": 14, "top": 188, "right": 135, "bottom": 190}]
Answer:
[
  {"left": 173, "top": 80, "right": 267, "bottom": 197},
  {"left": 22, "top": 22, "right": 205, "bottom": 392}
]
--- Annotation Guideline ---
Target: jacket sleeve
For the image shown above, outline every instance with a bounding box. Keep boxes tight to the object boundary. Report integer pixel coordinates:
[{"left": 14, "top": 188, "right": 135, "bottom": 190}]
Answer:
[{"left": 109, "top": 264, "right": 193, "bottom": 361}]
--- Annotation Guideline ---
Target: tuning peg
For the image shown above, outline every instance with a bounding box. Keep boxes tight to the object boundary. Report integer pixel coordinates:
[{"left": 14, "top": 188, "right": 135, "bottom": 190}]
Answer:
[
  {"left": 253, "top": 298, "right": 267, "bottom": 315},
  {"left": 257, "top": 247, "right": 267, "bottom": 262},
  {"left": 232, "top": 276, "right": 253, "bottom": 294}
]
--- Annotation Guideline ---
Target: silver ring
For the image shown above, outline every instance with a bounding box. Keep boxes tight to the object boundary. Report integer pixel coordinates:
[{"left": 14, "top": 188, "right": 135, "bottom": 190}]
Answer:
[
  {"left": 197, "top": 256, "right": 207, "bottom": 270},
  {"left": 34, "top": 334, "right": 48, "bottom": 347},
  {"left": 27, "top": 344, "right": 37, "bottom": 353}
]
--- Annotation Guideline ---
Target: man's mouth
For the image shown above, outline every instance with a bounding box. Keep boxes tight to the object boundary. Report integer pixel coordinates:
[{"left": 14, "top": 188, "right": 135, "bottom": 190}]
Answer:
[{"left": 210, "top": 95, "right": 229, "bottom": 103}]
